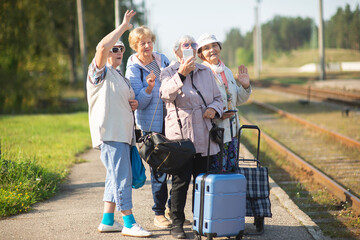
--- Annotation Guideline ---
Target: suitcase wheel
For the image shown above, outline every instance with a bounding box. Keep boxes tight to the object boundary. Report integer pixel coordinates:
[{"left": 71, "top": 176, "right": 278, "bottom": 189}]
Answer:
[
  {"left": 193, "top": 231, "right": 201, "bottom": 240},
  {"left": 236, "top": 230, "right": 244, "bottom": 240}
]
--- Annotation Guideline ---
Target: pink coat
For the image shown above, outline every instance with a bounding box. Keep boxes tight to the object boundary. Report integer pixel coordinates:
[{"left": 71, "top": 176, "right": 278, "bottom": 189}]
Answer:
[{"left": 160, "top": 62, "right": 224, "bottom": 156}]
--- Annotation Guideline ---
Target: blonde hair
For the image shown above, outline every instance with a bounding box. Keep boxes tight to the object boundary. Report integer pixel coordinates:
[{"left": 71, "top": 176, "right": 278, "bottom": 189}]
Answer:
[{"left": 128, "top": 26, "right": 156, "bottom": 52}]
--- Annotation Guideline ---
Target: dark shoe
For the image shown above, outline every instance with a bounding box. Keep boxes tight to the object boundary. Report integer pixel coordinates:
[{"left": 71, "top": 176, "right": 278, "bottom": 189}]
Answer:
[{"left": 171, "top": 226, "right": 187, "bottom": 239}]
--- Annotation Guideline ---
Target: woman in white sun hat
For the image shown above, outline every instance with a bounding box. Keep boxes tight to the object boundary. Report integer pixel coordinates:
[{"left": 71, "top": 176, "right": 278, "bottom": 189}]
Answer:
[{"left": 197, "top": 33, "right": 252, "bottom": 171}]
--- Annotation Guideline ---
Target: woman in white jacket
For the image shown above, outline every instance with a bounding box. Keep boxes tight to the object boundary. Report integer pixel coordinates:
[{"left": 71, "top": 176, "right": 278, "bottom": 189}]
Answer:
[{"left": 197, "top": 33, "right": 252, "bottom": 171}]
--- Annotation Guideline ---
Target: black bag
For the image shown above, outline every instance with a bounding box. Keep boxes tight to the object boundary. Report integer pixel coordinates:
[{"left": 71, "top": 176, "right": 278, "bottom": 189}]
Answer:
[
  {"left": 137, "top": 94, "right": 196, "bottom": 175},
  {"left": 210, "top": 122, "right": 223, "bottom": 145},
  {"left": 138, "top": 133, "right": 195, "bottom": 174}
]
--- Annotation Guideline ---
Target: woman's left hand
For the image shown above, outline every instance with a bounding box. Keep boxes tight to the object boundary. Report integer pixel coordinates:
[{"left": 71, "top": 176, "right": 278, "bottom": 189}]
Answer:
[
  {"left": 203, "top": 108, "right": 217, "bottom": 119},
  {"left": 221, "top": 111, "right": 236, "bottom": 120},
  {"left": 236, "top": 64, "right": 250, "bottom": 89},
  {"left": 129, "top": 99, "right": 138, "bottom": 111}
]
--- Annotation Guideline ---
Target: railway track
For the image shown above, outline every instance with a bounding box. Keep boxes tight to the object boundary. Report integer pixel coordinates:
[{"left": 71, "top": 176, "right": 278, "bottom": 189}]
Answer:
[
  {"left": 252, "top": 81, "right": 360, "bottom": 107},
  {"left": 237, "top": 100, "right": 360, "bottom": 238}
]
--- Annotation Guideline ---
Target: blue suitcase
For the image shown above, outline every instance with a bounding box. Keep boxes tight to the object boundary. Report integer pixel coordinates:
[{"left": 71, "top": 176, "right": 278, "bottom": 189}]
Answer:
[
  {"left": 193, "top": 173, "right": 246, "bottom": 240},
  {"left": 193, "top": 127, "right": 246, "bottom": 240}
]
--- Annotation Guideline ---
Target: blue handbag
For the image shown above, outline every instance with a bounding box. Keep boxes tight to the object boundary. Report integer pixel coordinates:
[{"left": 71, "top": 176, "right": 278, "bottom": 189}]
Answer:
[{"left": 130, "top": 146, "right": 146, "bottom": 189}]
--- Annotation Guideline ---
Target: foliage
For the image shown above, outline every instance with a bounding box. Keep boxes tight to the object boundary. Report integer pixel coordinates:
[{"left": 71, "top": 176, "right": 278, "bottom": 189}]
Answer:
[
  {"left": 325, "top": 4, "right": 360, "bottom": 50},
  {"left": 0, "top": 0, "right": 66, "bottom": 113},
  {"left": 0, "top": 0, "right": 144, "bottom": 114},
  {"left": 222, "top": 4, "right": 360, "bottom": 67},
  {"left": 236, "top": 47, "right": 253, "bottom": 66},
  {"left": 0, "top": 159, "right": 60, "bottom": 217},
  {"left": 85, "top": 0, "right": 145, "bottom": 74},
  {"left": 222, "top": 28, "right": 244, "bottom": 68},
  {"left": 0, "top": 112, "right": 91, "bottom": 217},
  {"left": 261, "top": 16, "right": 313, "bottom": 57}
]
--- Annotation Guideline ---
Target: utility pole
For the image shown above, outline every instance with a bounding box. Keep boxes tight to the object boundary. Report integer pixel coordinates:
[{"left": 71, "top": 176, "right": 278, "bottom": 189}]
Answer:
[
  {"left": 115, "top": 0, "right": 126, "bottom": 73},
  {"left": 253, "top": 1, "right": 262, "bottom": 80},
  {"left": 318, "top": 0, "right": 326, "bottom": 80},
  {"left": 115, "top": 0, "right": 121, "bottom": 28},
  {"left": 77, "top": 0, "right": 87, "bottom": 90}
]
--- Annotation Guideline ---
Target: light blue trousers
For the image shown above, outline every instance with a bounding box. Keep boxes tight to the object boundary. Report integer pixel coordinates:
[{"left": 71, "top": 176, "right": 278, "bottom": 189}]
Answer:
[{"left": 100, "top": 141, "right": 133, "bottom": 211}]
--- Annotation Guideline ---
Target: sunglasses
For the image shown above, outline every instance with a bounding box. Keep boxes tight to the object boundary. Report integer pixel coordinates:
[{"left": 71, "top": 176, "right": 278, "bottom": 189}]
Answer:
[
  {"left": 182, "top": 42, "right": 198, "bottom": 49},
  {"left": 110, "top": 46, "right": 125, "bottom": 53}
]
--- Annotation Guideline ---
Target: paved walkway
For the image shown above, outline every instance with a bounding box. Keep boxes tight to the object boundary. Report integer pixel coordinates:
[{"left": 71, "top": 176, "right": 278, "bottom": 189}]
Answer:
[{"left": 0, "top": 148, "right": 327, "bottom": 240}]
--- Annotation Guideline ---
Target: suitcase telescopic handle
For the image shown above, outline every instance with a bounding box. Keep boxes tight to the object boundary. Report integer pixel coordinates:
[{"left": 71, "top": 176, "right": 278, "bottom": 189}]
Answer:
[{"left": 237, "top": 125, "right": 261, "bottom": 166}]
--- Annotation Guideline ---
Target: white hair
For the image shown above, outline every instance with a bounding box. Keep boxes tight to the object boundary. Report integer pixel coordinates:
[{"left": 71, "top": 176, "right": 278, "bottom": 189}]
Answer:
[{"left": 173, "top": 35, "right": 196, "bottom": 52}]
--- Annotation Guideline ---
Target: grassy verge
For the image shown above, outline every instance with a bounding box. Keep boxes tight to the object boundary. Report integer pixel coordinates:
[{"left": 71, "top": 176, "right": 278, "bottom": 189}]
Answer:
[{"left": 0, "top": 112, "right": 91, "bottom": 217}]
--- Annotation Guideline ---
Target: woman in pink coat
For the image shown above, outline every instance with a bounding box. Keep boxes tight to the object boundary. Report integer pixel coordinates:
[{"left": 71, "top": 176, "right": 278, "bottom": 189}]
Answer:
[{"left": 160, "top": 35, "right": 223, "bottom": 239}]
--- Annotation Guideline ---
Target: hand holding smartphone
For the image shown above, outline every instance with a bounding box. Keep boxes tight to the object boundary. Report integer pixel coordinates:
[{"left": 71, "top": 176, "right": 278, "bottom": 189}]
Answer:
[
  {"left": 224, "top": 109, "right": 237, "bottom": 113},
  {"left": 182, "top": 49, "right": 193, "bottom": 62}
]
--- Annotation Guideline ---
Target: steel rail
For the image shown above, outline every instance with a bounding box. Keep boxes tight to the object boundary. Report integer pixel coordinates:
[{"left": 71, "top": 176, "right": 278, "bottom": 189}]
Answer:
[
  {"left": 249, "top": 99, "right": 360, "bottom": 150},
  {"left": 252, "top": 82, "right": 360, "bottom": 107},
  {"left": 241, "top": 117, "right": 360, "bottom": 215}
]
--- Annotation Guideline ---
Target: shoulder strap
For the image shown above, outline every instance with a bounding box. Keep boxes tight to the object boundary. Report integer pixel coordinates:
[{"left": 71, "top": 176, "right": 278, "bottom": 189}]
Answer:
[
  {"left": 190, "top": 72, "right": 207, "bottom": 108},
  {"left": 173, "top": 101, "right": 184, "bottom": 139},
  {"left": 190, "top": 72, "right": 217, "bottom": 127},
  {"left": 140, "top": 68, "right": 144, "bottom": 82}
]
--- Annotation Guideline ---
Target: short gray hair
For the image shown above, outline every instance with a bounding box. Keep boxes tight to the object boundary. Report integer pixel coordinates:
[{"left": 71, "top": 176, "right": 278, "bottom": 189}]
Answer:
[{"left": 173, "top": 35, "right": 196, "bottom": 51}]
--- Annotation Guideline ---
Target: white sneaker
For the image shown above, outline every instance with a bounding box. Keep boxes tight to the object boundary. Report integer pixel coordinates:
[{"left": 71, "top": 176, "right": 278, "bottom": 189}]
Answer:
[
  {"left": 98, "top": 221, "right": 122, "bottom": 232},
  {"left": 121, "top": 223, "right": 152, "bottom": 237}
]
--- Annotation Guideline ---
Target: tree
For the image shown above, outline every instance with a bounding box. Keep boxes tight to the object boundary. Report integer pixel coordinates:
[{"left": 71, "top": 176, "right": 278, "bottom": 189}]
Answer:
[
  {"left": 0, "top": 0, "right": 65, "bottom": 113},
  {"left": 0, "top": 0, "right": 145, "bottom": 113},
  {"left": 222, "top": 28, "right": 244, "bottom": 68},
  {"left": 261, "top": 16, "right": 312, "bottom": 56},
  {"left": 325, "top": 4, "right": 360, "bottom": 50},
  {"left": 236, "top": 47, "right": 253, "bottom": 66}
]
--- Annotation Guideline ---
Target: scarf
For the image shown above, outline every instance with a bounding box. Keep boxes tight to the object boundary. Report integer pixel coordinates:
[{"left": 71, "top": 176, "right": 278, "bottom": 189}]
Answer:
[{"left": 203, "top": 60, "right": 233, "bottom": 110}]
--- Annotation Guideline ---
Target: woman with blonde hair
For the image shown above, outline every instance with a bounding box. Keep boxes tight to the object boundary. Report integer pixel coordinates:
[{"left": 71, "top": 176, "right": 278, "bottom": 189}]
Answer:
[{"left": 125, "top": 26, "right": 172, "bottom": 229}]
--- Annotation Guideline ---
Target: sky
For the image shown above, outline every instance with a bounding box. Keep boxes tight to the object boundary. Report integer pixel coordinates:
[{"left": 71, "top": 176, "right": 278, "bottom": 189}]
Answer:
[{"left": 133, "top": 0, "right": 359, "bottom": 60}]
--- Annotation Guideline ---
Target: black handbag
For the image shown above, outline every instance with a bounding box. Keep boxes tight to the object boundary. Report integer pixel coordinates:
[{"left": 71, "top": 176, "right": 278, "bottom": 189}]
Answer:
[
  {"left": 190, "top": 72, "right": 223, "bottom": 145},
  {"left": 138, "top": 97, "right": 196, "bottom": 174},
  {"left": 138, "top": 132, "right": 195, "bottom": 174}
]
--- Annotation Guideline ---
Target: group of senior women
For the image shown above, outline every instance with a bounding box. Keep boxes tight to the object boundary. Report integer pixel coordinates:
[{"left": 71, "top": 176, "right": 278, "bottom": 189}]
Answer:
[{"left": 86, "top": 9, "right": 251, "bottom": 240}]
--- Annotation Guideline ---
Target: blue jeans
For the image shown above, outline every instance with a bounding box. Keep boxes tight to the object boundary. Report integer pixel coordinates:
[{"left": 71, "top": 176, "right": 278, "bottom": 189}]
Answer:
[
  {"left": 151, "top": 169, "right": 171, "bottom": 215},
  {"left": 100, "top": 141, "right": 132, "bottom": 211},
  {"left": 143, "top": 131, "right": 171, "bottom": 215}
]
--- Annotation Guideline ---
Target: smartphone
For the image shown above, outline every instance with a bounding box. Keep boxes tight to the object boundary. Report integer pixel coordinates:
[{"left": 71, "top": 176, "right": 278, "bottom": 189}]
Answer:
[
  {"left": 182, "top": 49, "right": 194, "bottom": 62},
  {"left": 225, "top": 109, "right": 237, "bottom": 113}
]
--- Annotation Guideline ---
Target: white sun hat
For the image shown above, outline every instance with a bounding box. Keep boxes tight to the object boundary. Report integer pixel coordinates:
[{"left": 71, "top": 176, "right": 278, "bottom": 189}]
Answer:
[
  {"left": 197, "top": 33, "right": 222, "bottom": 53},
  {"left": 96, "top": 39, "right": 125, "bottom": 51},
  {"left": 114, "top": 39, "right": 125, "bottom": 48}
]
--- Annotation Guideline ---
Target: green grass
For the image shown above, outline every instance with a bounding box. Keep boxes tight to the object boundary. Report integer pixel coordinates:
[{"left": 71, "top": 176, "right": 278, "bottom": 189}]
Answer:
[
  {"left": 236, "top": 48, "right": 360, "bottom": 80},
  {"left": 0, "top": 112, "right": 91, "bottom": 217},
  {"left": 264, "top": 48, "right": 360, "bottom": 68}
]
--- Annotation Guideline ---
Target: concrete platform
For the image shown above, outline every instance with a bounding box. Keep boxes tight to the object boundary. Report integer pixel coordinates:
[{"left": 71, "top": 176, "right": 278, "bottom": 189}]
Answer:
[{"left": 0, "top": 148, "right": 327, "bottom": 240}]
